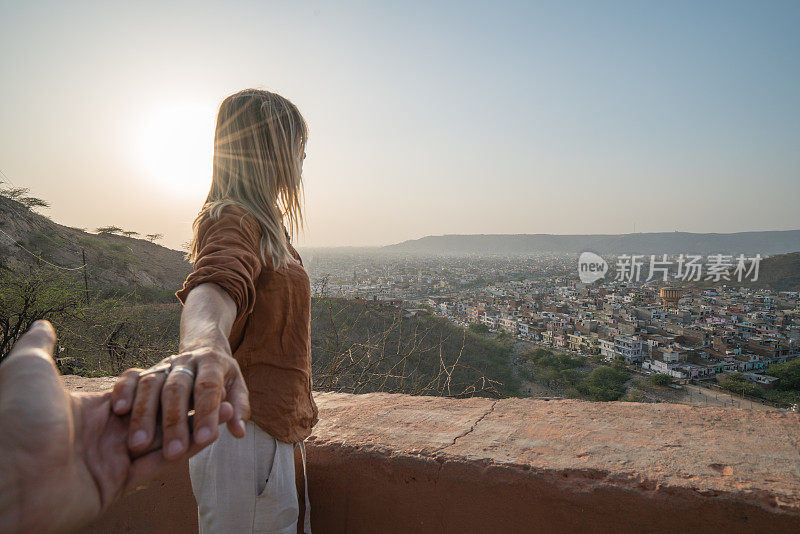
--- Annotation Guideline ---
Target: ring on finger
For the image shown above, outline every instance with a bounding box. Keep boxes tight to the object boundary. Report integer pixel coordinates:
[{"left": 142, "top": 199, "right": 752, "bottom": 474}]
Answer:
[
  {"left": 171, "top": 366, "right": 195, "bottom": 380},
  {"left": 139, "top": 362, "right": 171, "bottom": 378}
]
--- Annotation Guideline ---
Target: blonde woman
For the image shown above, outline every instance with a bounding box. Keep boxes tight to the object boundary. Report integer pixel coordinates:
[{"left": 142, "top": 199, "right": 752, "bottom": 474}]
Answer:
[{"left": 112, "top": 89, "right": 318, "bottom": 533}]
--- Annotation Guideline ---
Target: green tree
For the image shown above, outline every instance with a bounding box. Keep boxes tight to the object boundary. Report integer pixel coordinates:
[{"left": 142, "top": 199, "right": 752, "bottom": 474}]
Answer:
[
  {"left": 0, "top": 267, "right": 83, "bottom": 361},
  {"left": 468, "top": 323, "right": 489, "bottom": 335},
  {"left": 527, "top": 348, "right": 585, "bottom": 370},
  {"left": 718, "top": 373, "right": 763, "bottom": 397},
  {"left": 96, "top": 226, "right": 123, "bottom": 235},
  {"left": 0, "top": 186, "right": 29, "bottom": 200},
  {"left": 768, "top": 359, "right": 800, "bottom": 391},
  {"left": 649, "top": 373, "right": 673, "bottom": 386},
  {"left": 524, "top": 349, "right": 586, "bottom": 391},
  {"left": 579, "top": 366, "right": 630, "bottom": 401},
  {"left": 19, "top": 196, "right": 50, "bottom": 210}
]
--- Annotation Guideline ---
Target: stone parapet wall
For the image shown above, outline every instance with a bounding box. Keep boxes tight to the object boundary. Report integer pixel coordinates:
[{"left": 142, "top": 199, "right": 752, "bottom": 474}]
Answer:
[{"left": 69, "top": 378, "right": 799, "bottom": 533}]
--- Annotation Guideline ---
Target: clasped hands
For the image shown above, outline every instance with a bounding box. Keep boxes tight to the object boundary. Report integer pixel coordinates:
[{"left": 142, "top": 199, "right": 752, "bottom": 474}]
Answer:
[{"left": 0, "top": 321, "right": 250, "bottom": 534}]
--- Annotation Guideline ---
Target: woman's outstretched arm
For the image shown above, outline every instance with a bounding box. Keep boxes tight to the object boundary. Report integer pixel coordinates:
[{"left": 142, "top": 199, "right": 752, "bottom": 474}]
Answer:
[
  {"left": 111, "top": 282, "right": 251, "bottom": 460},
  {"left": 112, "top": 206, "right": 261, "bottom": 459},
  {"left": 180, "top": 282, "right": 236, "bottom": 355}
]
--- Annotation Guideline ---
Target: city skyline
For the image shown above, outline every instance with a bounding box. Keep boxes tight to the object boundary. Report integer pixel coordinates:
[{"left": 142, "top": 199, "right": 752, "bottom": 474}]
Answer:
[{"left": 1, "top": 1, "right": 798, "bottom": 249}]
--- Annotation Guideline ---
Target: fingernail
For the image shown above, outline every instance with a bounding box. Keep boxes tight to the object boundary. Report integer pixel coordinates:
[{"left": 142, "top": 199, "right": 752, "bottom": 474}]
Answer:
[
  {"left": 114, "top": 399, "right": 127, "bottom": 412},
  {"left": 238, "top": 420, "right": 246, "bottom": 434},
  {"left": 195, "top": 427, "right": 211, "bottom": 444},
  {"left": 166, "top": 440, "right": 184, "bottom": 457},
  {"left": 130, "top": 430, "right": 147, "bottom": 447}
]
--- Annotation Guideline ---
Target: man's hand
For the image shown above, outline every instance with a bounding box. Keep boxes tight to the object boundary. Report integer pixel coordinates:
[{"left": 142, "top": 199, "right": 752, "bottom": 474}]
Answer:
[
  {"left": 112, "top": 282, "right": 251, "bottom": 461},
  {"left": 111, "top": 337, "right": 250, "bottom": 460},
  {"left": 0, "top": 321, "right": 231, "bottom": 534}
]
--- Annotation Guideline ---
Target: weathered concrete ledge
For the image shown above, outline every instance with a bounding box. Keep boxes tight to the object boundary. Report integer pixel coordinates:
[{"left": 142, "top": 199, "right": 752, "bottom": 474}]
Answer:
[
  {"left": 70, "top": 377, "right": 800, "bottom": 533},
  {"left": 309, "top": 392, "right": 800, "bottom": 533}
]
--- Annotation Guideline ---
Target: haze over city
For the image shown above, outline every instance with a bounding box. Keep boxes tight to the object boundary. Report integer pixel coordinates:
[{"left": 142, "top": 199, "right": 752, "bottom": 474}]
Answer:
[{"left": 1, "top": 0, "right": 798, "bottom": 250}]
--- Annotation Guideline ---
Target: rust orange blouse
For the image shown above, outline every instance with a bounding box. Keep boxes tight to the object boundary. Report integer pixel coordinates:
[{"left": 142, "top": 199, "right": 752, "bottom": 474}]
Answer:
[{"left": 176, "top": 205, "right": 318, "bottom": 443}]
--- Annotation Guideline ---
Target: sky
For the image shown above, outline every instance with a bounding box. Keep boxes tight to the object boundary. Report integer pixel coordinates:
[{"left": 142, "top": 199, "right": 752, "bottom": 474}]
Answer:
[{"left": 0, "top": 0, "right": 798, "bottom": 249}]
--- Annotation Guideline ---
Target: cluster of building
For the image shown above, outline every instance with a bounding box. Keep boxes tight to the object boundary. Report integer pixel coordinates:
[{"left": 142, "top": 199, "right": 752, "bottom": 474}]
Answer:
[
  {"left": 302, "top": 251, "right": 800, "bottom": 387},
  {"left": 430, "top": 282, "right": 798, "bottom": 386}
]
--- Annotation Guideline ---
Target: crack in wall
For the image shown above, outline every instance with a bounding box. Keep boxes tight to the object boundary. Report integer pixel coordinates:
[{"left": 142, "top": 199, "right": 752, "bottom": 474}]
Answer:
[
  {"left": 434, "top": 400, "right": 499, "bottom": 455},
  {"left": 432, "top": 400, "right": 498, "bottom": 531}
]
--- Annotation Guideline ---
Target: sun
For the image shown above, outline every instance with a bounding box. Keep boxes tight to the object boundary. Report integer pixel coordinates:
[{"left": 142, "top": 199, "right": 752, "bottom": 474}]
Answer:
[{"left": 138, "top": 101, "right": 216, "bottom": 195}]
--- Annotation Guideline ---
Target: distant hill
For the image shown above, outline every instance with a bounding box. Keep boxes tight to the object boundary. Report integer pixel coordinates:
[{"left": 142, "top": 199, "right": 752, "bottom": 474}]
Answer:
[
  {"left": 384, "top": 231, "right": 800, "bottom": 256},
  {"left": 756, "top": 252, "right": 800, "bottom": 291},
  {"left": 0, "top": 195, "right": 190, "bottom": 291},
  {"left": 711, "top": 252, "right": 800, "bottom": 292}
]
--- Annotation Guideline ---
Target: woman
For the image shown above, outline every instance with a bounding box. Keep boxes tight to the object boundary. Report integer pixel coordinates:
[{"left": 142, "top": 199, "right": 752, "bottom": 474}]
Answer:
[{"left": 112, "top": 89, "right": 318, "bottom": 533}]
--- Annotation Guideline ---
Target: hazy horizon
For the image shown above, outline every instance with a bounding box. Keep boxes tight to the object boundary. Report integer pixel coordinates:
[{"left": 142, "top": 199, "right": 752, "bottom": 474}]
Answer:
[{"left": 1, "top": 1, "right": 798, "bottom": 249}]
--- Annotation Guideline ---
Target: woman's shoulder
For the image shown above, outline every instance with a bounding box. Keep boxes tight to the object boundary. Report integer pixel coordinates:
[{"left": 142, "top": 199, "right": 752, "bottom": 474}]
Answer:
[
  {"left": 286, "top": 241, "right": 303, "bottom": 266},
  {"left": 200, "top": 203, "right": 262, "bottom": 238},
  {"left": 192, "top": 205, "right": 264, "bottom": 267}
]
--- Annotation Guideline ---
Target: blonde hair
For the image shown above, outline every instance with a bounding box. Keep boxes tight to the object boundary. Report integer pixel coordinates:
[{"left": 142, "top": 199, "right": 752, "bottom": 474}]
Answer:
[{"left": 189, "top": 89, "right": 307, "bottom": 269}]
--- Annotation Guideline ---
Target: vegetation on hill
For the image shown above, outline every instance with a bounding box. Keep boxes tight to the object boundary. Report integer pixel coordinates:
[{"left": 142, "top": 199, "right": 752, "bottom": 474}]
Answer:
[
  {"left": 0, "top": 184, "right": 50, "bottom": 211},
  {"left": 580, "top": 365, "right": 630, "bottom": 401},
  {"left": 468, "top": 322, "right": 490, "bottom": 335},
  {"left": 764, "top": 359, "right": 800, "bottom": 406},
  {"left": 311, "top": 298, "right": 520, "bottom": 397},
  {"left": 715, "top": 362, "right": 800, "bottom": 408},
  {"left": 717, "top": 373, "right": 763, "bottom": 398},
  {"left": 0, "top": 263, "right": 181, "bottom": 370},
  {"left": 0, "top": 266, "right": 83, "bottom": 359},
  {"left": 519, "top": 348, "right": 631, "bottom": 402},
  {"left": 770, "top": 358, "right": 800, "bottom": 390},
  {"left": 0, "top": 191, "right": 189, "bottom": 368},
  {"left": 1, "top": 283, "right": 522, "bottom": 398},
  {"left": 521, "top": 349, "right": 585, "bottom": 393},
  {"left": 0, "top": 194, "right": 190, "bottom": 292},
  {"left": 649, "top": 373, "right": 673, "bottom": 386}
]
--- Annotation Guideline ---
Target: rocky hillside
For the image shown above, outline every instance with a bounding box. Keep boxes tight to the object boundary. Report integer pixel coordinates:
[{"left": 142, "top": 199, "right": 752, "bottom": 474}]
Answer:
[{"left": 0, "top": 195, "right": 190, "bottom": 292}]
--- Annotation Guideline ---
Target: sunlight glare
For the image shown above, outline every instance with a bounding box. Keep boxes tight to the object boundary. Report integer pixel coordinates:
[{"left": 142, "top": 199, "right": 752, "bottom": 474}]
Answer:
[{"left": 138, "top": 101, "right": 216, "bottom": 196}]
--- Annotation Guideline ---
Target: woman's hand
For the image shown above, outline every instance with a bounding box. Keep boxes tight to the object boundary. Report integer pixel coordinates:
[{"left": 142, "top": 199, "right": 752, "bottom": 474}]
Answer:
[
  {"left": 113, "top": 281, "right": 250, "bottom": 460},
  {"left": 0, "top": 321, "right": 227, "bottom": 534},
  {"left": 111, "top": 342, "right": 250, "bottom": 460}
]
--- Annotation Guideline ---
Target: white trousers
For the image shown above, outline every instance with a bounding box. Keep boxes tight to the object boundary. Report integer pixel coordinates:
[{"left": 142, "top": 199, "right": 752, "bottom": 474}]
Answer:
[{"left": 189, "top": 421, "right": 299, "bottom": 534}]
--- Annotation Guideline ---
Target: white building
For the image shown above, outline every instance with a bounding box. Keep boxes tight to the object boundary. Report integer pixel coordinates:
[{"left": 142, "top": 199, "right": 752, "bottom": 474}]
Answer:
[
  {"left": 642, "top": 359, "right": 685, "bottom": 378},
  {"left": 500, "top": 317, "right": 518, "bottom": 333},
  {"left": 600, "top": 335, "right": 643, "bottom": 363}
]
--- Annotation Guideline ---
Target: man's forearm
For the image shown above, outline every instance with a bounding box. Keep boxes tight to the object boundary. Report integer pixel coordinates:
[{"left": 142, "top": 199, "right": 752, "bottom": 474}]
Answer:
[
  {"left": 179, "top": 283, "right": 237, "bottom": 354},
  {"left": 0, "top": 456, "right": 22, "bottom": 533}
]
